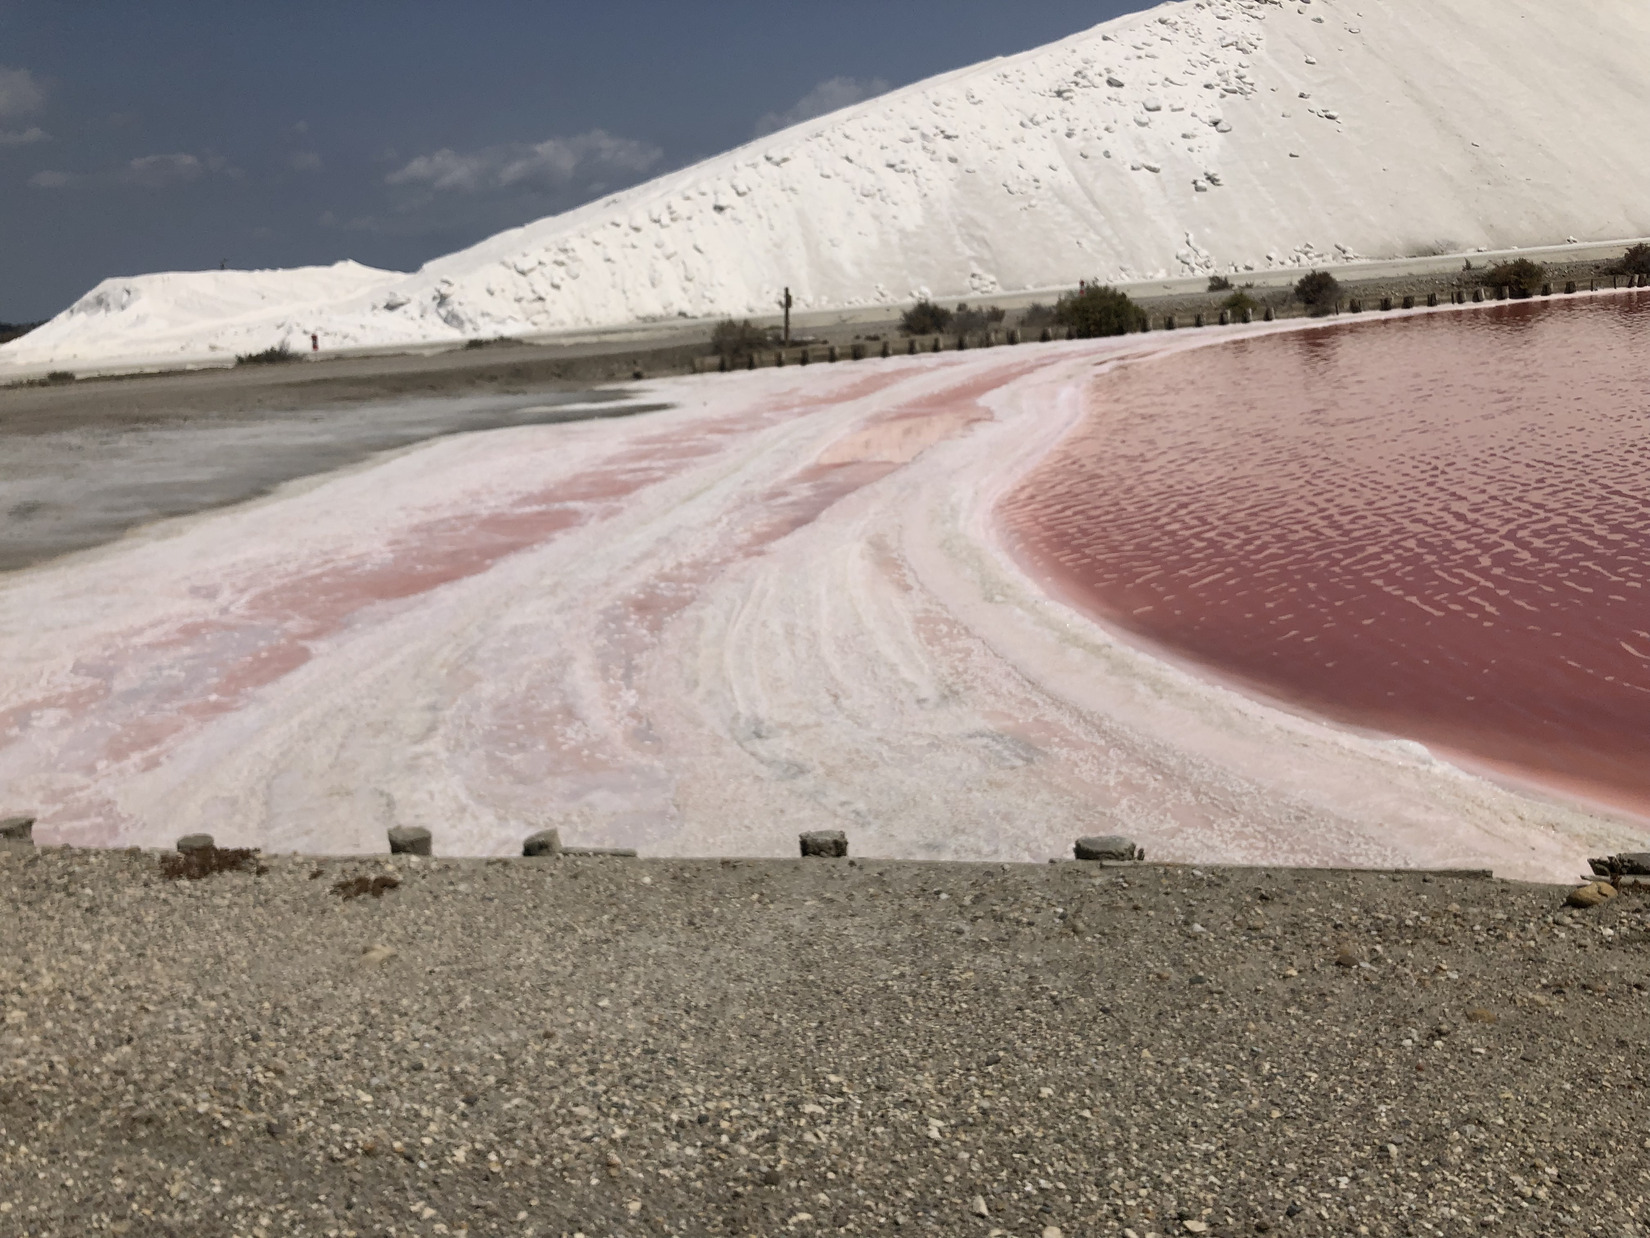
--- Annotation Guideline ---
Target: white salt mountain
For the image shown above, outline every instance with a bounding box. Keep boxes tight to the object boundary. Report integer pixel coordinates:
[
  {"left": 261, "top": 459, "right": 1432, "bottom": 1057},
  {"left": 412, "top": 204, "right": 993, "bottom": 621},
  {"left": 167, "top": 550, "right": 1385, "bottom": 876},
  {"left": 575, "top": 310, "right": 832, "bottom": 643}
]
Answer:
[{"left": 8, "top": 0, "right": 1650, "bottom": 371}]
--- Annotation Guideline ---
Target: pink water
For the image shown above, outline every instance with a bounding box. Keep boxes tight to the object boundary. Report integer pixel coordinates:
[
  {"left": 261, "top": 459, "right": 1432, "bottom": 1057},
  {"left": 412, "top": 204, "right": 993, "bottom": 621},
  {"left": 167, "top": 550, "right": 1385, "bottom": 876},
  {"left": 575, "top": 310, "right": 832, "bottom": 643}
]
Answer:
[{"left": 1001, "top": 294, "right": 1650, "bottom": 819}]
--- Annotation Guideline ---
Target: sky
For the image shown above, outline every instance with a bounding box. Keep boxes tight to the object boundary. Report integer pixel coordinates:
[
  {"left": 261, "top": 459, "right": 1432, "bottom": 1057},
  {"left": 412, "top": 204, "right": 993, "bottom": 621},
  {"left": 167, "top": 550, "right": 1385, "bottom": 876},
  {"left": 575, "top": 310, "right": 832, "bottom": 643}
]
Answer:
[{"left": 0, "top": 0, "right": 1151, "bottom": 323}]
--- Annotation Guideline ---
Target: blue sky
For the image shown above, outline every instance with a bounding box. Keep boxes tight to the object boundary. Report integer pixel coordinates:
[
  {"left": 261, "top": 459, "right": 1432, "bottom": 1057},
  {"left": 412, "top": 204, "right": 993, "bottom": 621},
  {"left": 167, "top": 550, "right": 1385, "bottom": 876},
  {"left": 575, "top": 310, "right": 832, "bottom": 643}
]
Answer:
[{"left": 0, "top": 1, "right": 1150, "bottom": 322}]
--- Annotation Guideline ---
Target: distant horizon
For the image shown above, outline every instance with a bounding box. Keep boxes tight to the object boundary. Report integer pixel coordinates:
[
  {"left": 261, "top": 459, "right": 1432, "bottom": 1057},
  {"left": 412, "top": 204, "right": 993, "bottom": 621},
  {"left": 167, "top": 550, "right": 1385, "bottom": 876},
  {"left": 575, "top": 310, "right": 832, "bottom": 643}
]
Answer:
[{"left": 0, "top": 1, "right": 1148, "bottom": 322}]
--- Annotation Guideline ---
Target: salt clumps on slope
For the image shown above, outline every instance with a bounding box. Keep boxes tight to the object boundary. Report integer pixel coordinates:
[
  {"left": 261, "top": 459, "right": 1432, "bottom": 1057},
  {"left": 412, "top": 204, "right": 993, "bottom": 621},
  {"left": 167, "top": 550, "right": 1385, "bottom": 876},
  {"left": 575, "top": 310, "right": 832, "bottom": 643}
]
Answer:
[{"left": 7, "top": 0, "right": 1650, "bottom": 370}]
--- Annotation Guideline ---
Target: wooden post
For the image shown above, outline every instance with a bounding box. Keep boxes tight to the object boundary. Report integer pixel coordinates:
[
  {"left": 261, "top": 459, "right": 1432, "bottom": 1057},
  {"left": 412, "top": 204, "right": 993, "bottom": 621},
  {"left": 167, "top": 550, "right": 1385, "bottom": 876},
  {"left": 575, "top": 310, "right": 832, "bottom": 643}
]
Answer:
[
  {"left": 780, "top": 287, "right": 793, "bottom": 346},
  {"left": 1164, "top": 315, "right": 1177, "bottom": 330},
  {"left": 1262, "top": 307, "right": 1274, "bottom": 322},
  {"left": 1218, "top": 309, "right": 1230, "bottom": 326}
]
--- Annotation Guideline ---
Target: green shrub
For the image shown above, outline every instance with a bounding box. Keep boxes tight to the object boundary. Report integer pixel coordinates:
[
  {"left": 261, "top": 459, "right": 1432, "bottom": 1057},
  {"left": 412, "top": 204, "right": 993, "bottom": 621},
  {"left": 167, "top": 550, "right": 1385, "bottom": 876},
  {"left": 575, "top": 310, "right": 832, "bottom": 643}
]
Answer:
[
  {"left": 1293, "top": 271, "right": 1341, "bottom": 317},
  {"left": 899, "top": 299, "right": 954, "bottom": 336},
  {"left": 1054, "top": 285, "right": 1148, "bottom": 338},
  {"left": 1614, "top": 244, "right": 1650, "bottom": 278},
  {"left": 1018, "top": 303, "right": 1056, "bottom": 330},
  {"left": 1480, "top": 258, "right": 1545, "bottom": 298},
  {"left": 710, "top": 318, "right": 767, "bottom": 362},
  {"left": 1221, "top": 290, "right": 1259, "bottom": 315},
  {"left": 236, "top": 343, "right": 296, "bottom": 366},
  {"left": 1207, "top": 275, "right": 1234, "bottom": 292},
  {"left": 952, "top": 303, "right": 1007, "bottom": 336}
]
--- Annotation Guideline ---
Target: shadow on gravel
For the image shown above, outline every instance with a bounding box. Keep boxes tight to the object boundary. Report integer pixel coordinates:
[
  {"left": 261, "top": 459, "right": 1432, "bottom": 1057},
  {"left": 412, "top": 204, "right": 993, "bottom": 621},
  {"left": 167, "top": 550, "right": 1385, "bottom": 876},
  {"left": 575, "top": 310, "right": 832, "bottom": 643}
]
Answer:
[
  {"left": 333, "top": 874, "right": 400, "bottom": 900},
  {"left": 158, "top": 847, "right": 267, "bottom": 881}
]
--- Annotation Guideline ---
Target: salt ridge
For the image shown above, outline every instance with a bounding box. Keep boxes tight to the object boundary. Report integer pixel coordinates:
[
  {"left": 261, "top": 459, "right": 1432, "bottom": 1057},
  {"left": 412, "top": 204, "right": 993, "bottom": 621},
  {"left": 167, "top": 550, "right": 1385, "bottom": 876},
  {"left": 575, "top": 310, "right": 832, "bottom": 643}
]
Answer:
[{"left": 7, "top": 0, "right": 1650, "bottom": 370}]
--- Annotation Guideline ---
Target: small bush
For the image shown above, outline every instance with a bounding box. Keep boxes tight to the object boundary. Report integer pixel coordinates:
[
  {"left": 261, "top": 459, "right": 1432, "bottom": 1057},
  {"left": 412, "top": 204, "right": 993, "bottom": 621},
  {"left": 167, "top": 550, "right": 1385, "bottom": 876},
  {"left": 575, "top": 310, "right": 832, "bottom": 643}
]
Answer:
[
  {"left": 952, "top": 303, "right": 1007, "bottom": 337},
  {"left": 1614, "top": 244, "right": 1650, "bottom": 278},
  {"left": 1018, "top": 303, "right": 1056, "bottom": 330},
  {"left": 159, "top": 846, "right": 266, "bottom": 881},
  {"left": 1480, "top": 259, "right": 1545, "bottom": 298},
  {"left": 710, "top": 318, "right": 767, "bottom": 363},
  {"left": 899, "top": 300, "right": 954, "bottom": 336},
  {"left": 1207, "top": 275, "right": 1234, "bottom": 292},
  {"left": 1294, "top": 270, "right": 1342, "bottom": 317},
  {"left": 334, "top": 874, "right": 401, "bottom": 900},
  {"left": 236, "top": 343, "right": 296, "bottom": 366},
  {"left": 1221, "top": 291, "right": 1259, "bottom": 315},
  {"left": 1054, "top": 284, "right": 1148, "bottom": 338}
]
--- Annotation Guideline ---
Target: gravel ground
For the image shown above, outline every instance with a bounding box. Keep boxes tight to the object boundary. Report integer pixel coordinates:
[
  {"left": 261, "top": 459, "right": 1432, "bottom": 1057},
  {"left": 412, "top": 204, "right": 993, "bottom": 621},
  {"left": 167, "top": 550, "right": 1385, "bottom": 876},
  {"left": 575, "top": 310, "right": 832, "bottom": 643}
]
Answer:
[{"left": 2, "top": 845, "right": 1648, "bottom": 1238}]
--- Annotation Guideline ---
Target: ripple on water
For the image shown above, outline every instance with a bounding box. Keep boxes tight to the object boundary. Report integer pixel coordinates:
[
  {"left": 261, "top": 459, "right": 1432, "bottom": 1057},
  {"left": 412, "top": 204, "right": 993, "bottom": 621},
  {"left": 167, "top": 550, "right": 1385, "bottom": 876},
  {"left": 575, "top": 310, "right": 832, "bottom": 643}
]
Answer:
[{"left": 1001, "top": 294, "right": 1650, "bottom": 819}]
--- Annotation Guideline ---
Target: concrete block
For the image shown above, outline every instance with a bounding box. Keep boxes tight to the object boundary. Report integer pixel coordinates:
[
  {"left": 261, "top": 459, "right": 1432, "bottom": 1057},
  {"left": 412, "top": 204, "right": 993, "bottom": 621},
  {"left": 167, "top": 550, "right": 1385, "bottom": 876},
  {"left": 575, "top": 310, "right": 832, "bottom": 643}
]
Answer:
[
  {"left": 1074, "top": 836, "right": 1143, "bottom": 863},
  {"left": 0, "top": 816, "right": 35, "bottom": 844},
  {"left": 523, "top": 829, "right": 563, "bottom": 858},
  {"left": 388, "top": 826, "right": 432, "bottom": 856},
  {"left": 800, "top": 830, "right": 849, "bottom": 859}
]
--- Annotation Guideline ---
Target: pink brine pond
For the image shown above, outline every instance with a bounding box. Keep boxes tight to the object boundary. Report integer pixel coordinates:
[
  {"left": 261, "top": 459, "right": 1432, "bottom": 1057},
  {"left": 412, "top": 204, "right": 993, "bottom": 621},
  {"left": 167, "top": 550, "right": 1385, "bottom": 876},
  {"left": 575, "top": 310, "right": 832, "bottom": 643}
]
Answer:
[{"left": 1001, "top": 294, "right": 1650, "bottom": 821}]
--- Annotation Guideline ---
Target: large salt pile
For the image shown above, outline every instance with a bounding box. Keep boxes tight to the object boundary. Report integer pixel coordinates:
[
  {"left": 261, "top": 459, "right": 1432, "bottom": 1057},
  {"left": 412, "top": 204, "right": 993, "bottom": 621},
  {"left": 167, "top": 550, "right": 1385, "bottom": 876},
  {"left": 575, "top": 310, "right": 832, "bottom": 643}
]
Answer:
[{"left": 6, "top": 0, "right": 1650, "bottom": 371}]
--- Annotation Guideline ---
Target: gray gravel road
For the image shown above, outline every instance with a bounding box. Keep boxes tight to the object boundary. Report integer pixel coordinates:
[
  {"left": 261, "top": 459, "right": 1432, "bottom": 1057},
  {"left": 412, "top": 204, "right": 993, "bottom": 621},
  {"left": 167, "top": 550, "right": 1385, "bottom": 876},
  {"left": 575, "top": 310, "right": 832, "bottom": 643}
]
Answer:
[{"left": 2, "top": 846, "right": 1647, "bottom": 1238}]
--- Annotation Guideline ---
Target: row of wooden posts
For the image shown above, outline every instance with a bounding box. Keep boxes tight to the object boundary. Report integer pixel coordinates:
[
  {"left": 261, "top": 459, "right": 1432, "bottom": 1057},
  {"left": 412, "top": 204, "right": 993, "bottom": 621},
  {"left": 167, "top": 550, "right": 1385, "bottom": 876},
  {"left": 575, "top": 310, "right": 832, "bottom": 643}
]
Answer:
[{"left": 703, "top": 275, "right": 1648, "bottom": 373}]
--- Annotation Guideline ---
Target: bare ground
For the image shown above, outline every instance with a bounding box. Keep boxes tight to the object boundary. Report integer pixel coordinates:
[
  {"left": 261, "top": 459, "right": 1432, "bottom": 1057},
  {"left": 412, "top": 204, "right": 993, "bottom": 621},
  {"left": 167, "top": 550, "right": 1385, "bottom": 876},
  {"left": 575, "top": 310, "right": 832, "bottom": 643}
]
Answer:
[{"left": 2, "top": 844, "right": 1647, "bottom": 1238}]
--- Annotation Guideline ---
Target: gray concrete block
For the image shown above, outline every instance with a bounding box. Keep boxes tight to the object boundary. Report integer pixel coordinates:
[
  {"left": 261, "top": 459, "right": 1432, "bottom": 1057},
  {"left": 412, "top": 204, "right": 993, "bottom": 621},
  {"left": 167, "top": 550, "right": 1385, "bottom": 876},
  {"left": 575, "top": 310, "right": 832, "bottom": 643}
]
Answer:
[
  {"left": 523, "top": 829, "right": 563, "bottom": 858},
  {"left": 1074, "top": 836, "right": 1142, "bottom": 863},
  {"left": 0, "top": 816, "right": 35, "bottom": 844},
  {"left": 800, "top": 831, "right": 849, "bottom": 859},
  {"left": 388, "top": 827, "right": 432, "bottom": 857}
]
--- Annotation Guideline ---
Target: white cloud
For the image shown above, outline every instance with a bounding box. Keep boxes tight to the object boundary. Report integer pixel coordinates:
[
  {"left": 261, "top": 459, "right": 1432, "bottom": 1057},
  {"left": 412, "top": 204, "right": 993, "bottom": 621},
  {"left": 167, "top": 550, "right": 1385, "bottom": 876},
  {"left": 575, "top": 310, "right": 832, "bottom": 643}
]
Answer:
[
  {"left": 124, "top": 153, "right": 204, "bottom": 187},
  {"left": 27, "top": 169, "right": 71, "bottom": 189},
  {"left": 754, "top": 76, "right": 891, "bottom": 137},
  {"left": 287, "top": 150, "right": 323, "bottom": 173},
  {"left": 115, "top": 152, "right": 241, "bottom": 188},
  {"left": 386, "top": 129, "right": 662, "bottom": 195},
  {"left": 0, "top": 126, "right": 48, "bottom": 146},
  {"left": 0, "top": 67, "right": 45, "bottom": 119}
]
